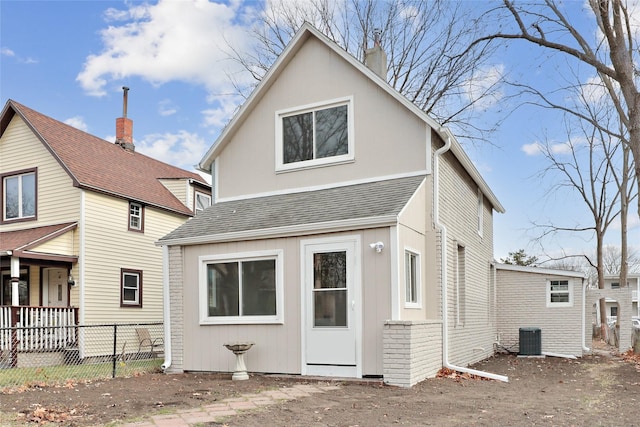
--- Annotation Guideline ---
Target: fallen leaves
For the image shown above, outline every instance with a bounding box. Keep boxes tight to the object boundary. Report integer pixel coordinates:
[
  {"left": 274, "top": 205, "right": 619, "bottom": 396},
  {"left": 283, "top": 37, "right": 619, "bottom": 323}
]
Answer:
[
  {"left": 435, "top": 368, "right": 495, "bottom": 382},
  {"left": 17, "top": 404, "right": 78, "bottom": 424}
]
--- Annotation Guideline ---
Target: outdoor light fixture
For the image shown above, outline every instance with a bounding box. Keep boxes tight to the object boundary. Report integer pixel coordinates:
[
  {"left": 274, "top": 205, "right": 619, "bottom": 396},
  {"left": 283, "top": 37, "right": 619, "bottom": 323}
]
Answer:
[
  {"left": 67, "top": 274, "right": 76, "bottom": 286},
  {"left": 369, "top": 241, "right": 385, "bottom": 253}
]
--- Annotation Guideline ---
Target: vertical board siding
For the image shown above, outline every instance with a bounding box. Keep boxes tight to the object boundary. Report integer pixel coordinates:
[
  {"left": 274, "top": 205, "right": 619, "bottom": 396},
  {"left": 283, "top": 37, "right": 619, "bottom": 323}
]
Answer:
[{"left": 176, "top": 228, "right": 392, "bottom": 376}]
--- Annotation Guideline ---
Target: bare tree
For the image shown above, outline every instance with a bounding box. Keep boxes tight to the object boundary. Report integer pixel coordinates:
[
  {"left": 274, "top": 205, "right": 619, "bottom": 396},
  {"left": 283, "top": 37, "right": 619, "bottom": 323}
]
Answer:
[
  {"left": 474, "top": 0, "right": 640, "bottom": 221},
  {"left": 601, "top": 244, "right": 640, "bottom": 275},
  {"left": 226, "top": 0, "right": 504, "bottom": 141}
]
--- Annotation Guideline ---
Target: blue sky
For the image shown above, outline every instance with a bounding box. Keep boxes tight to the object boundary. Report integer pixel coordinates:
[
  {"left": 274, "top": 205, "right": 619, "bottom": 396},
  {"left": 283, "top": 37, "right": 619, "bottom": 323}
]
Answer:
[{"left": 1, "top": 0, "right": 638, "bottom": 263}]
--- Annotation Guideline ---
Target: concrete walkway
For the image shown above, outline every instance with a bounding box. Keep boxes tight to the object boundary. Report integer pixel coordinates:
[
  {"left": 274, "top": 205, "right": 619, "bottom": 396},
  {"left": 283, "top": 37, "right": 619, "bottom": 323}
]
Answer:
[{"left": 116, "top": 383, "right": 341, "bottom": 427}]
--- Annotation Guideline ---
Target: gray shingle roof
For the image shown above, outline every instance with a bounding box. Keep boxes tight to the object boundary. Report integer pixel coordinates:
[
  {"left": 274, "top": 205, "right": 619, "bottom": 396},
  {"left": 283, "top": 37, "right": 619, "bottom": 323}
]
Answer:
[{"left": 160, "top": 175, "right": 425, "bottom": 243}]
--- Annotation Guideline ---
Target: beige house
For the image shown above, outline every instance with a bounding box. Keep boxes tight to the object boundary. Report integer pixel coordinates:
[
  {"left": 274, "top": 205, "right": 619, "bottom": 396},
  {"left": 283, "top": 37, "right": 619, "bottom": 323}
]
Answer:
[
  {"left": 0, "top": 99, "right": 210, "bottom": 353},
  {"left": 158, "top": 23, "right": 505, "bottom": 387},
  {"left": 601, "top": 274, "right": 640, "bottom": 322},
  {"left": 496, "top": 264, "right": 588, "bottom": 357}
]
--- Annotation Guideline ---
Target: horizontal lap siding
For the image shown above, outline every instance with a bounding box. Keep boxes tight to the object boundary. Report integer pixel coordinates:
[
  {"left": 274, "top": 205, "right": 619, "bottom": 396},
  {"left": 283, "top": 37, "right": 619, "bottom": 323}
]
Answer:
[
  {"left": 1, "top": 117, "right": 79, "bottom": 232},
  {"left": 496, "top": 269, "right": 584, "bottom": 356},
  {"left": 83, "top": 191, "right": 186, "bottom": 324},
  {"left": 438, "top": 147, "right": 496, "bottom": 367}
]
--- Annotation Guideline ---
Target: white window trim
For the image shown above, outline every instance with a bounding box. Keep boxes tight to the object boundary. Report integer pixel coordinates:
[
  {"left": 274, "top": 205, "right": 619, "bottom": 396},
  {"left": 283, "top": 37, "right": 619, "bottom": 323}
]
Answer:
[
  {"left": 198, "top": 250, "right": 284, "bottom": 325},
  {"left": 195, "top": 191, "right": 211, "bottom": 213},
  {"left": 404, "top": 248, "right": 421, "bottom": 308},
  {"left": 129, "top": 202, "right": 143, "bottom": 231},
  {"left": 275, "top": 96, "right": 355, "bottom": 172},
  {"left": 546, "top": 279, "right": 573, "bottom": 308}
]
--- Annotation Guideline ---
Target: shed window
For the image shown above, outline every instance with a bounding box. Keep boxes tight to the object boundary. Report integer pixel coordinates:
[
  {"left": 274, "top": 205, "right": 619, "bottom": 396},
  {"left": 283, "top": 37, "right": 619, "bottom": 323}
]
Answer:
[{"left": 547, "top": 279, "right": 573, "bottom": 307}]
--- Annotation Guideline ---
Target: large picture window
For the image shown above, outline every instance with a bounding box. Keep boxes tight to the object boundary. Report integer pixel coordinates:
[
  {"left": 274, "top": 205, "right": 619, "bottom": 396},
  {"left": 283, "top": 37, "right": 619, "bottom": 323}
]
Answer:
[
  {"left": 121, "top": 269, "right": 142, "bottom": 307},
  {"left": 276, "top": 98, "right": 354, "bottom": 171},
  {"left": 199, "top": 251, "right": 283, "bottom": 324},
  {"left": 2, "top": 169, "right": 36, "bottom": 222}
]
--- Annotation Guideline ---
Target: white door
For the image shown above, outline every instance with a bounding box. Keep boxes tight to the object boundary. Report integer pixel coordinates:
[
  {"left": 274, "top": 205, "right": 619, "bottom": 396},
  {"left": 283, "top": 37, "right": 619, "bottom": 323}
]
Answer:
[
  {"left": 303, "top": 237, "right": 360, "bottom": 377},
  {"left": 45, "top": 268, "right": 68, "bottom": 307}
]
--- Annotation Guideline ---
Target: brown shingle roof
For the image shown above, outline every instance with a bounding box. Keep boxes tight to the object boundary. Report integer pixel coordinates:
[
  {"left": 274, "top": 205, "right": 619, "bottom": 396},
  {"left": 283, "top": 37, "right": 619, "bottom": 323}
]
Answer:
[
  {"left": 0, "top": 222, "right": 77, "bottom": 252},
  {"left": 1, "top": 100, "right": 209, "bottom": 216}
]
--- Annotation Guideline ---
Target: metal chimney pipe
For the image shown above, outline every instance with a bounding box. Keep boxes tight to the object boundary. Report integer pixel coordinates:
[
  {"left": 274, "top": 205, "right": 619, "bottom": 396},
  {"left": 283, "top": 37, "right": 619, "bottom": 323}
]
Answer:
[{"left": 122, "top": 86, "right": 130, "bottom": 118}]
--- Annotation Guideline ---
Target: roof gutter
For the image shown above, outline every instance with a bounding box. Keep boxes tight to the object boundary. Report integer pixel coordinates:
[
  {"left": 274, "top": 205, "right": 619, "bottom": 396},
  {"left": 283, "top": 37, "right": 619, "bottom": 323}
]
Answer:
[{"left": 434, "top": 127, "right": 508, "bottom": 383}]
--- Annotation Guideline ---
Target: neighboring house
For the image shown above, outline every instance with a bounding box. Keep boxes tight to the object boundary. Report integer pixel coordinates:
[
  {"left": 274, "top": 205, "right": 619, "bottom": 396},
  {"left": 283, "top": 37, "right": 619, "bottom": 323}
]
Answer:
[
  {"left": 0, "top": 99, "right": 210, "bottom": 360},
  {"left": 601, "top": 274, "right": 640, "bottom": 322},
  {"left": 158, "top": 23, "right": 505, "bottom": 387},
  {"left": 496, "top": 264, "right": 588, "bottom": 357}
]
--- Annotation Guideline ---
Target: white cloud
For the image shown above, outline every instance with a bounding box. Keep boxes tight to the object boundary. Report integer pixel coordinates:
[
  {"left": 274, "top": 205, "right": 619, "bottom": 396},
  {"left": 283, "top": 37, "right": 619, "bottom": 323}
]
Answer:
[
  {"left": 158, "top": 99, "right": 177, "bottom": 117},
  {"left": 76, "top": 0, "right": 254, "bottom": 100},
  {"left": 464, "top": 64, "right": 504, "bottom": 110},
  {"left": 1, "top": 47, "right": 15, "bottom": 56},
  {"left": 135, "top": 130, "right": 209, "bottom": 171},
  {"left": 522, "top": 142, "right": 543, "bottom": 155},
  {"left": 64, "top": 116, "right": 89, "bottom": 132}
]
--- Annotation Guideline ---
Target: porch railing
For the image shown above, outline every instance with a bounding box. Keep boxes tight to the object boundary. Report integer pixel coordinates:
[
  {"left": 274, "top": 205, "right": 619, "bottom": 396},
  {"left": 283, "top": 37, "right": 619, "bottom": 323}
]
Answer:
[{"left": 0, "top": 306, "right": 79, "bottom": 355}]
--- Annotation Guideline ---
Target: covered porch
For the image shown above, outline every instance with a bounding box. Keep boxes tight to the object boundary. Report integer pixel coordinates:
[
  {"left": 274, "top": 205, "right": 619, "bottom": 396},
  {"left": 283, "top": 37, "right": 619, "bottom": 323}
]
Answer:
[{"left": 1, "top": 223, "right": 79, "bottom": 367}]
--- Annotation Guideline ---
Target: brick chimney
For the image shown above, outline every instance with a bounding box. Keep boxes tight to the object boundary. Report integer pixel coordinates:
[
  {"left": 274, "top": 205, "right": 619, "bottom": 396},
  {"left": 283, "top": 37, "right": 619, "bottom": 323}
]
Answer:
[
  {"left": 115, "top": 86, "right": 135, "bottom": 152},
  {"left": 364, "top": 29, "right": 387, "bottom": 80}
]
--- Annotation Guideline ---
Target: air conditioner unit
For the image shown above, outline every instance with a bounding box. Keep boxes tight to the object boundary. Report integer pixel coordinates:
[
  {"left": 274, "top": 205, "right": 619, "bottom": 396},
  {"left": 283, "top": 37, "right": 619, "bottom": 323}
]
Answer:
[{"left": 519, "top": 327, "right": 541, "bottom": 356}]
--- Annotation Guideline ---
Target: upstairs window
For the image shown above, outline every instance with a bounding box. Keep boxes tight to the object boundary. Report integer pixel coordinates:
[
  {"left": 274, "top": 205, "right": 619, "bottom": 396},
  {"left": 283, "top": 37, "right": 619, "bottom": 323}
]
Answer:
[
  {"left": 128, "top": 202, "right": 144, "bottom": 232},
  {"left": 2, "top": 169, "right": 36, "bottom": 222},
  {"left": 276, "top": 98, "right": 354, "bottom": 171},
  {"left": 121, "top": 269, "right": 142, "bottom": 307},
  {"left": 611, "top": 282, "right": 620, "bottom": 289},
  {"left": 195, "top": 191, "right": 211, "bottom": 214}
]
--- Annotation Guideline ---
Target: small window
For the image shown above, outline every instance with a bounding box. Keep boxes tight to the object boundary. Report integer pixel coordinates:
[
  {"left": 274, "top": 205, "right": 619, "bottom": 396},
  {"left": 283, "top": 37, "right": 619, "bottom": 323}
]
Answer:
[
  {"left": 405, "top": 250, "right": 420, "bottom": 307},
  {"left": 121, "top": 269, "right": 142, "bottom": 307},
  {"left": 611, "top": 282, "right": 620, "bottom": 289},
  {"left": 195, "top": 192, "right": 211, "bottom": 214},
  {"left": 547, "top": 279, "right": 573, "bottom": 307},
  {"left": 2, "top": 169, "right": 36, "bottom": 222},
  {"left": 276, "top": 98, "right": 354, "bottom": 171},
  {"left": 610, "top": 306, "right": 618, "bottom": 317},
  {"left": 128, "top": 202, "right": 144, "bottom": 232},
  {"left": 199, "top": 251, "right": 283, "bottom": 324}
]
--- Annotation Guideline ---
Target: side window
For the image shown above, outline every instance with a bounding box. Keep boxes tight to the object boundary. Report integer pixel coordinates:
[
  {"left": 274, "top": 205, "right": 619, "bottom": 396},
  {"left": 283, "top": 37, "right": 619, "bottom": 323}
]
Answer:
[
  {"left": 2, "top": 169, "right": 36, "bottom": 223},
  {"left": 547, "top": 280, "right": 573, "bottom": 307},
  {"left": 404, "top": 249, "right": 421, "bottom": 307},
  {"left": 1, "top": 269, "right": 29, "bottom": 305},
  {"left": 121, "top": 269, "right": 142, "bottom": 307},
  {"left": 276, "top": 98, "right": 354, "bottom": 171},
  {"left": 128, "top": 202, "right": 144, "bottom": 232},
  {"left": 195, "top": 192, "right": 211, "bottom": 214}
]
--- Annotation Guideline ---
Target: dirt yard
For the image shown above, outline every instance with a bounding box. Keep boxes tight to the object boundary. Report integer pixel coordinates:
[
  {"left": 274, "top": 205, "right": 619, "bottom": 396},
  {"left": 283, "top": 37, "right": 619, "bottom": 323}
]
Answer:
[{"left": 1, "top": 344, "right": 639, "bottom": 426}]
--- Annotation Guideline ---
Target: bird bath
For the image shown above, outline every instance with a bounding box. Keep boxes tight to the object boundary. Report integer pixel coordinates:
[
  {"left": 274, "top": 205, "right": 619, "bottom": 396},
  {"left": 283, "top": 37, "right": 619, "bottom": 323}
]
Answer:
[{"left": 223, "top": 342, "right": 254, "bottom": 380}]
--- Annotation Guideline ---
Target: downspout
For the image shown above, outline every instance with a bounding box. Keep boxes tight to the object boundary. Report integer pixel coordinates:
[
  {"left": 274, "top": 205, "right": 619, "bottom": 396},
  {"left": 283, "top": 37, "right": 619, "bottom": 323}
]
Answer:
[
  {"left": 161, "top": 245, "right": 172, "bottom": 371},
  {"left": 582, "top": 278, "right": 590, "bottom": 352},
  {"left": 434, "top": 128, "right": 508, "bottom": 383}
]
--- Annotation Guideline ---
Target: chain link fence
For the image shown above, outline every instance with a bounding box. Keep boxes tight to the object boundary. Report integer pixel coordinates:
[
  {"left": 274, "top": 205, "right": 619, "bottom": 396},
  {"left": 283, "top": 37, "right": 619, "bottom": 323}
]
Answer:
[{"left": 0, "top": 322, "right": 164, "bottom": 391}]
